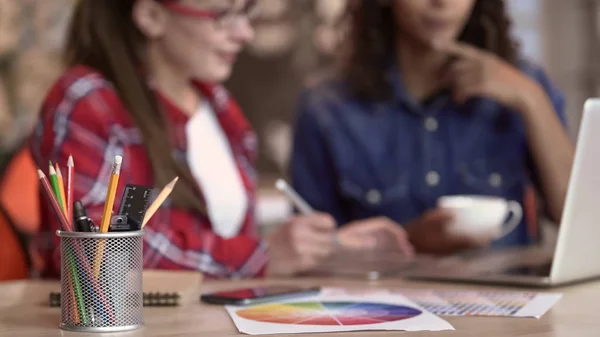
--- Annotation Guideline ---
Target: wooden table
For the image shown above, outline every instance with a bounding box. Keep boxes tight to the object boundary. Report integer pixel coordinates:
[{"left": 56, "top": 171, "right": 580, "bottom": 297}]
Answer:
[{"left": 1, "top": 266, "right": 599, "bottom": 337}]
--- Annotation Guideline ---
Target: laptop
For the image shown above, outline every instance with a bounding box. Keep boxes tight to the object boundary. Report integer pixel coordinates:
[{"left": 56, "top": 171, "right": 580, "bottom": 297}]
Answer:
[{"left": 404, "top": 98, "right": 600, "bottom": 287}]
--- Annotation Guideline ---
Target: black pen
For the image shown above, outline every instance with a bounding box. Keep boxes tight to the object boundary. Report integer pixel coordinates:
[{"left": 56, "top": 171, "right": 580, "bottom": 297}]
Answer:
[{"left": 73, "top": 201, "right": 93, "bottom": 232}]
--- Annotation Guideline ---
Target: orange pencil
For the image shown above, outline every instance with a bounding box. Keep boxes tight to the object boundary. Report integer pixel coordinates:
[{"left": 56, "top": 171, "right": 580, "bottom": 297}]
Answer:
[
  {"left": 95, "top": 155, "right": 123, "bottom": 278},
  {"left": 55, "top": 164, "right": 68, "bottom": 216},
  {"left": 38, "top": 169, "right": 72, "bottom": 231},
  {"left": 67, "top": 155, "right": 74, "bottom": 228},
  {"left": 99, "top": 155, "right": 122, "bottom": 233}
]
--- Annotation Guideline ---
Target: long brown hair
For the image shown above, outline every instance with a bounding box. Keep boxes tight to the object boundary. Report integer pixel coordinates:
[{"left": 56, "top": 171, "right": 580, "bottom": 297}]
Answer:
[
  {"left": 345, "top": 0, "right": 520, "bottom": 101},
  {"left": 65, "top": 0, "right": 206, "bottom": 214}
]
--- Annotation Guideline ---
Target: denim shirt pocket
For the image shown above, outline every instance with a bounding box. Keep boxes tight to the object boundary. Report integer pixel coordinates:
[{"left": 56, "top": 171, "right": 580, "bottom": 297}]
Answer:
[
  {"left": 457, "top": 157, "right": 525, "bottom": 197},
  {"left": 338, "top": 170, "right": 411, "bottom": 218}
]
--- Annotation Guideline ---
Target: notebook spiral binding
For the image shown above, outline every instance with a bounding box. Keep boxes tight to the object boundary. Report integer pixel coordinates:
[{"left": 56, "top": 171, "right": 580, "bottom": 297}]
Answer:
[{"left": 49, "top": 292, "right": 180, "bottom": 307}]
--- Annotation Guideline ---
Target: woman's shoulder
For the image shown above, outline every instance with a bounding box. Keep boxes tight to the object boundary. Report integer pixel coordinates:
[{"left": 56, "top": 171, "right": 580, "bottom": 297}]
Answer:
[
  {"left": 46, "top": 65, "right": 115, "bottom": 98},
  {"left": 296, "top": 73, "right": 356, "bottom": 121},
  {"left": 516, "top": 58, "right": 566, "bottom": 111},
  {"left": 517, "top": 59, "right": 563, "bottom": 92},
  {"left": 40, "top": 65, "right": 126, "bottom": 122}
]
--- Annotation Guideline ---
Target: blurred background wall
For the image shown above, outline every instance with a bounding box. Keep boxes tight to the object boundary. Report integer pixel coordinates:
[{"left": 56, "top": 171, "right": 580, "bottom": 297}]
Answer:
[
  {"left": 0, "top": 0, "right": 597, "bottom": 227},
  {"left": 0, "top": 0, "right": 71, "bottom": 170}
]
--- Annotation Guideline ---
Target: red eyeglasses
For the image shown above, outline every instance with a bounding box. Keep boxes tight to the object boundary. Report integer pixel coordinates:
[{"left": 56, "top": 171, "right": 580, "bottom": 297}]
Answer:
[{"left": 158, "top": 0, "right": 259, "bottom": 28}]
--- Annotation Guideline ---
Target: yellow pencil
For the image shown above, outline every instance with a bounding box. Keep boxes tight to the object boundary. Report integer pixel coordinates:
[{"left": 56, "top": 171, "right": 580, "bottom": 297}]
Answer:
[
  {"left": 55, "top": 164, "right": 68, "bottom": 216},
  {"left": 94, "top": 155, "right": 123, "bottom": 278},
  {"left": 142, "top": 177, "right": 179, "bottom": 228},
  {"left": 99, "top": 155, "right": 122, "bottom": 233}
]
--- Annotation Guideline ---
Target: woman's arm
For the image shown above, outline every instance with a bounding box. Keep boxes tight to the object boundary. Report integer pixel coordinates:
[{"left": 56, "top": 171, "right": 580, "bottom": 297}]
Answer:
[
  {"left": 516, "top": 80, "right": 574, "bottom": 224},
  {"left": 436, "top": 41, "right": 575, "bottom": 224},
  {"left": 142, "top": 212, "right": 267, "bottom": 278}
]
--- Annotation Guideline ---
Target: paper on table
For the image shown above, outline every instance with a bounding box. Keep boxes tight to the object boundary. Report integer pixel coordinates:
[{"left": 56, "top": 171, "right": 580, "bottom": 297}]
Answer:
[
  {"left": 399, "top": 289, "right": 562, "bottom": 318},
  {"left": 225, "top": 289, "right": 454, "bottom": 335}
]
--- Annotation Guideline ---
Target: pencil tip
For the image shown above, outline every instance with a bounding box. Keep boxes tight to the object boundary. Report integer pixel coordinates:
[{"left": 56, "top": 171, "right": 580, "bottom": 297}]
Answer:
[
  {"left": 49, "top": 165, "right": 56, "bottom": 174},
  {"left": 168, "top": 176, "right": 179, "bottom": 188},
  {"left": 37, "top": 169, "right": 45, "bottom": 178},
  {"left": 68, "top": 155, "right": 74, "bottom": 166},
  {"left": 275, "top": 179, "right": 287, "bottom": 191}
]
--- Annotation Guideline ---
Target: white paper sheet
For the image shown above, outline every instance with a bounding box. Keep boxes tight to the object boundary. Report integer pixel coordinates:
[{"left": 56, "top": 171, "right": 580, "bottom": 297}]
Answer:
[{"left": 225, "top": 290, "right": 454, "bottom": 335}]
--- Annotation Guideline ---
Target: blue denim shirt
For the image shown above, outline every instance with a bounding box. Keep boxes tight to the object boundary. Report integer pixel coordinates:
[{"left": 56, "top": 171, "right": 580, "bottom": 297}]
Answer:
[{"left": 290, "top": 61, "right": 567, "bottom": 248}]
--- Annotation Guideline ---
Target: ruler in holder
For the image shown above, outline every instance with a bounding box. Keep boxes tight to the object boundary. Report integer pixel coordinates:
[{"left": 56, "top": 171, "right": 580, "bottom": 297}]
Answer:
[{"left": 118, "top": 184, "right": 153, "bottom": 230}]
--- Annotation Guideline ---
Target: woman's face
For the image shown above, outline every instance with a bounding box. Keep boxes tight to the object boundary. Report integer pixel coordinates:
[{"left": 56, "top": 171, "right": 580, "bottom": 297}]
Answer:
[
  {"left": 391, "top": 0, "right": 476, "bottom": 49},
  {"left": 138, "top": 0, "right": 256, "bottom": 83}
]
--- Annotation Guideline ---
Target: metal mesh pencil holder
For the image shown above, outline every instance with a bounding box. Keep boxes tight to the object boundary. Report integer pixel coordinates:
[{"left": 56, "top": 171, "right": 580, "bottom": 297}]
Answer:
[{"left": 57, "top": 230, "right": 144, "bottom": 333}]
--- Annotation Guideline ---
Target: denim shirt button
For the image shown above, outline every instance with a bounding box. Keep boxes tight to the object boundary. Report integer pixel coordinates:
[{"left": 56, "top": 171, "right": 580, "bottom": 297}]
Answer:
[
  {"left": 366, "top": 189, "right": 382, "bottom": 205},
  {"left": 424, "top": 117, "right": 439, "bottom": 131},
  {"left": 489, "top": 173, "right": 502, "bottom": 187},
  {"left": 425, "top": 171, "right": 440, "bottom": 186}
]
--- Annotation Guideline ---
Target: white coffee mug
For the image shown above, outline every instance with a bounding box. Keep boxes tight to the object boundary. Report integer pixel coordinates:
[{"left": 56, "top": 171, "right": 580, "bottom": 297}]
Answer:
[{"left": 437, "top": 195, "right": 523, "bottom": 240}]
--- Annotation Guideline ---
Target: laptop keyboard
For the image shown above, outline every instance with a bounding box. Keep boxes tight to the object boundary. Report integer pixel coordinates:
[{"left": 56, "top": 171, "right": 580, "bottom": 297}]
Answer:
[{"left": 499, "top": 262, "right": 553, "bottom": 277}]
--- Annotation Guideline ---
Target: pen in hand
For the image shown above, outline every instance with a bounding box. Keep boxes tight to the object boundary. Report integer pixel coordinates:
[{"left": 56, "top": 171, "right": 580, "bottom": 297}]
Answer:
[
  {"left": 275, "top": 179, "right": 314, "bottom": 215},
  {"left": 275, "top": 179, "right": 338, "bottom": 245}
]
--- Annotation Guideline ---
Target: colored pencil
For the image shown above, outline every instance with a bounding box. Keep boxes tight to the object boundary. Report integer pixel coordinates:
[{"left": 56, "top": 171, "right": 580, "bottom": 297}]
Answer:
[
  {"left": 94, "top": 155, "right": 123, "bottom": 278},
  {"left": 69, "top": 240, "right": 115, "bottom": 323},
  {"left": 64, "top": 263, "right": 80, "bottom": 324},
  {"left": 55, "top": 164, "right": 68, "bottom": 216},
  {"left": 48, "top": 163, "right": 65, "bottom": 210},
  {"left": 38, "top": 169, "right": 72, "bottom": 231},
  {"left": 48, "top": 163, "right": 84, "bottom": 322},
  {"left": 142, "top": 177, "right": 179, "bottom": 228},
  {"left": 99, "top": 156, "right": 122, "bottom": 233},
  {"left": 66, "top": 249, "right": 88, "bottom": 324},
  {"left": 67, "top": 155, "right": 74, "bottom": 230}
]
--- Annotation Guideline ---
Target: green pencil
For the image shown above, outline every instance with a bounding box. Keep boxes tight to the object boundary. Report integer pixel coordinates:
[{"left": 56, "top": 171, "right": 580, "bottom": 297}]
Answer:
[
  {"left": 67, "top": 248, "right": 88, "bottom": 324},
  {"left": 48, "top": 162, "right": 65, "bottom": 209}
]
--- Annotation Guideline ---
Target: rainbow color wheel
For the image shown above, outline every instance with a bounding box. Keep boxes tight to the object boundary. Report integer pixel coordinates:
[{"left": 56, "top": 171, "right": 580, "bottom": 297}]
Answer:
[{"left": 236, "top": 302, "right": 422, "bottom": 326}]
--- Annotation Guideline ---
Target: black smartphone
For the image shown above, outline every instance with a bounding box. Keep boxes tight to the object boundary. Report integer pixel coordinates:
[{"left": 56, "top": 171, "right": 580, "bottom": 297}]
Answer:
[{"left": 200, "top": 286, "right": 321, "bottom": 306}]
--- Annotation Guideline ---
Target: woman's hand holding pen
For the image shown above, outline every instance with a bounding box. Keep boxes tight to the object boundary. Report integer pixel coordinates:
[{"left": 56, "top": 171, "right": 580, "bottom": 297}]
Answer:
[
  {"left": 265, "top": 213, "right": 336, "bottom": 277},
  {"left": 337, "top": 217, "right": 414, "bottom": 257}
]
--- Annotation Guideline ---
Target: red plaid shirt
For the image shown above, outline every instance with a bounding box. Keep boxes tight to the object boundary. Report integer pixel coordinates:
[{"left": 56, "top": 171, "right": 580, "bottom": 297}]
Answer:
[{"left": 30, "top": 65, "right": 268, "bottom": 279}]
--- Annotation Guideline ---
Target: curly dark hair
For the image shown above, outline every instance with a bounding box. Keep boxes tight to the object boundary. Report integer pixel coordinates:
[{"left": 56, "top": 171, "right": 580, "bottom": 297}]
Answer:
[{"left": 345, "top": 0, "right": 520, "bottom": 101}]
